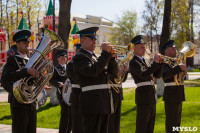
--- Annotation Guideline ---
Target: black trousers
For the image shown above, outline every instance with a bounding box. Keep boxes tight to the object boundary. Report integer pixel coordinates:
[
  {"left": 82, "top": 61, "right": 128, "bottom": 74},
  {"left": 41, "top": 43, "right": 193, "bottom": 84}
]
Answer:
[
  {"left": 108, "top": 92, "right": 121, "bottom": 133},
  {"left": 59, "top": 100, "right": 72, "bottom": 133},
  {"left": 165, "top": 102, "right": 182, "bottom": 133},
  {"left": 136, "top": 104, "right": 156, "bottom": 133},
  {"left": 82, "top": 113, "right": 110, "bottom": 133},
  {"left": 11, "top": 107, "right": 36, "bottom": 133},
  {"left": 71, "top": 89, "right": 82, "bottom": 133}
]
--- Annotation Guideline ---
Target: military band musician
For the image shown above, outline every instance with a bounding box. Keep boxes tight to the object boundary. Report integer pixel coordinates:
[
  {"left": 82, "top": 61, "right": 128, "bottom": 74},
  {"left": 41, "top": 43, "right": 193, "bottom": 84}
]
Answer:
[
  {"left": 1, "top": 30, "right": 39, "bottom": 133},
  {"left": 67, "top": 43, "right": 82, "bottom": 133},
  {"left": 73, "top": 27, "right": 118, "bottom": 133},
  {"left": 49, "top": 49, "right": 72, "bottom": 133},
  {"left": 162, "top": 40, "right": 187, "bottom": 133},
  {"left": 129, "top": 35, "right": 164, "bottom": 133}
]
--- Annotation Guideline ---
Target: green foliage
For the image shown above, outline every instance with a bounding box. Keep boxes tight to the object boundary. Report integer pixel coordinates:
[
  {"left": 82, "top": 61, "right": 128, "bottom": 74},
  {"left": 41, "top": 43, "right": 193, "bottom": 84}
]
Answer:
[
  {"left": 171, "top": 0, "right": 191, "bottom": 47},
  {"left": 0, "top": 0, "right": 41, "bottom": 45},
  {"left": 142, "top": 0, "right": 164, "bottom": 45},
  {"left": 109, "top": 10, "right": 139, "bottom": 45}
]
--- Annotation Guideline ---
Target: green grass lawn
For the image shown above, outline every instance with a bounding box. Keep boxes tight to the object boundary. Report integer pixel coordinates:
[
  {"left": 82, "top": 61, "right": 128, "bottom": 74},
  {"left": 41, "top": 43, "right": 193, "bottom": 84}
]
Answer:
[
  {"left": 0, "top": 85, "right": 200, "bottom": 132},
  {"left": 188, "top": 69, "right": 200, "bottom": 72},
  {"left": 121, "top": 87, "right": 200, "bottom": 133}
]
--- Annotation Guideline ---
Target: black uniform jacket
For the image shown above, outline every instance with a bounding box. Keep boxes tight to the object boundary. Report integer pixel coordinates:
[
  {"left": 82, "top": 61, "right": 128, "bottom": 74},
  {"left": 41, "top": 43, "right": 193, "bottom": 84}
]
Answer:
[
  {"left": 73, "top": 48, "right": 118, "bottom": 114},
  {"left": 129, "top": 55, "right": 163, "bottom": 105},
  {"left": 49, "top": 64, "right": 67, "bottom": 101},
  {"left": 162, "top": 63, "right": 185, "bottom": 103},
  {"left": 67, "top": 59, "right": 81, "bottom": 105},
  {"left": 1, "top": 52, "right": 36, "bottom": 110}
]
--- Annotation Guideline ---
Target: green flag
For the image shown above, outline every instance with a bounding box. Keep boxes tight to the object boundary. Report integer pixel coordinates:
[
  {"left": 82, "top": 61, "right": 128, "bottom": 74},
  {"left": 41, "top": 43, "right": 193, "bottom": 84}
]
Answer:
[{"left": 71, "top": 23, "right": 79, "bottom": 34}]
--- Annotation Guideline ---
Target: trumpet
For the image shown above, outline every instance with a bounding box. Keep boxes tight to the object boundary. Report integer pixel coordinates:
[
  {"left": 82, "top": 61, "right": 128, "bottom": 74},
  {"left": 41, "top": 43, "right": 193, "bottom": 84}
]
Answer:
[
  {"left": 147, "top": 52, "right": 178, "bottom": 65},
  {"left": 96, "top": 43, "right": 134, "bottom": 93},
  {"left": 148, "top": 41, "right": 196, "bottom": 85},
  {"left": 110, "top": 43, "right": 134, "bottom": 93}
]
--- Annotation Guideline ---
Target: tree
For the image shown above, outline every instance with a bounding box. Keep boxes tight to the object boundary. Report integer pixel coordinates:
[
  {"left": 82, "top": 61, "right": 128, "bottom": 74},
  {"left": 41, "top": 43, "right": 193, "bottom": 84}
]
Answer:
[
  {"left": 51, "top": 0, "right": 72, "bottom": 65},
  {"left": 109, "top": 10, "right": 139, "bottom": 46},
  {"left": 159, "top": 0, "right": 172, "bottom": 53},
  {"left": 157, "top": 0, "right": 172, "bottom": 96},
  {"left": 58, "top": 0, "right": 72, "bottom": 49},
  {"left": 170, "top": 0, "right": 195, "bottom": 67},
  {"left": 142, "top": 0, "right": 164, "bottom": 52}
]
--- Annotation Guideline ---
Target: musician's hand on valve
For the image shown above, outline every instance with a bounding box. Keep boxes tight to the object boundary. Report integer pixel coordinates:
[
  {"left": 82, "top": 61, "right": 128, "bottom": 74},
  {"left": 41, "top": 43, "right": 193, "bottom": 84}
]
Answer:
[
  {"left": 154, "top": 53, "right": 161, "bottom": 63},
  {"left": 101, "top": 42, "right": 111, "bottom": 53},
  {"left": 110, "top": 45, "right": 117, "bottom": 58},
  {"left": 59, "top": 82, "right": 64, "bottom": 88},
  {"left": 27, "top": 68, "right": 39, "bottom": 77},
  {"left": 179, "top": 64, "right": 187, "bottom": 72}
]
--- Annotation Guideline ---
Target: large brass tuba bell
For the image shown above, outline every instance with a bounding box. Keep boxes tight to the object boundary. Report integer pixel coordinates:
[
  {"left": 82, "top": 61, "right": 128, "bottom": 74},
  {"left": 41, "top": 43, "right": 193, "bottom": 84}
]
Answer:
[
  {"left": 13, "top": 28, "right": 64, "bottom": 104},
  {"left": 174, "top": 41, "right": 196, "bottom": 85}
]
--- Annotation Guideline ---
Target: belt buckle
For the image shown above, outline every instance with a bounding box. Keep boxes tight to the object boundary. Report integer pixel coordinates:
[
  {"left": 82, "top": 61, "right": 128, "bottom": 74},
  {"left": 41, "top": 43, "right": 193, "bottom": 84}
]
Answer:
[{"left": 151, "top": 80, "right": 154, "bottom": 85}]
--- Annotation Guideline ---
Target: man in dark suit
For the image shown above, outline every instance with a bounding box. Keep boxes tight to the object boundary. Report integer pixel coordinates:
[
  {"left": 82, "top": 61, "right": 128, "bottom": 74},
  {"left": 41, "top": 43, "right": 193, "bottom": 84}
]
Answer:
[
  {"left": 162, "top": 40, "right": 187, "bottom": 133},
  {"left": 1, "top": 29, "right": 39, "bottom": 133},
  {"left": 73, "top": 27, "right": 118, "bottom": 133},
  {"left": 49, "top": 49, "right": 72, "bottom": 133},
  {"left": 129, "top": 35, "right": 163, "bottom": 133},
  {"left": 67, "top": 43, "right": 82, "bottom": 133},
  {"left": 108, "top": 64, "right": 129, "bottom": 133}
]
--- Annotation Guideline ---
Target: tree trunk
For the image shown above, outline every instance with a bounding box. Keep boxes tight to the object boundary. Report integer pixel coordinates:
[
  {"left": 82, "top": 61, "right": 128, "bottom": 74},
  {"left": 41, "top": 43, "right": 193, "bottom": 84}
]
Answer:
[
  {"left": 158, "top": 0, "right": 172, "bottom": 96},
  {"left": 52, "top": 0, "right": 71, "bottom": 65},
  {"left": 6, "top": 0, "right": 10, "bottom": 48},
  {"left": 58, "top": 0, "right": 71, "bottom": 49},
  {"left": 186, "top": 0, "right": 194, "bottom": 68},
  {"left": 16, "top": 0, "right": 19, "bottom": 27},
  {"left": 159, "top": 0, "right": 172, "bottom": 54},
  {"left": 27, "top": 1, "right": 31, "bottom": 29}
]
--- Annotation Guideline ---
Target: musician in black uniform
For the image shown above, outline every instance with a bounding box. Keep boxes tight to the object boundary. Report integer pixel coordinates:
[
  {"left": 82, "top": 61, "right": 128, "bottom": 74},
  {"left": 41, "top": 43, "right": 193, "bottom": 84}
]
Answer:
[
  {"left": 73, "top": 27, "right": 118, "bottom": 133},
  {"left": 7, "top": 45, "right": 17, "bottom": 56},
  {"left": 129, "top": 35, "right": 163, "bottom": 133},
  {"left": 49, "top": 49, "right": 72, "bottom": 133},
  {"left": 162, "top": 40, "right": 187, "bottom": 133},
  {"left": 67, "top": 43, "right": 82, "bottom": 133},
  {"left": 1, "top": 30, "right": 39, "bottom": 133},
  {"left": 108, "top": 66, "right": 128, "bottom": 133}
]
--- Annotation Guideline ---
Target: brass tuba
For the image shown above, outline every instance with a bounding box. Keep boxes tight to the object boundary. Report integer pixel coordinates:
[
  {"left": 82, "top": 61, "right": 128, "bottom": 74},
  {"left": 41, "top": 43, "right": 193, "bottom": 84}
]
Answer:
[
  {"left": 13, "top": 28, "right": 64, "bottom": 104},
  {"left": 174, "top": 41, "right": 196, "bottom": 85}
]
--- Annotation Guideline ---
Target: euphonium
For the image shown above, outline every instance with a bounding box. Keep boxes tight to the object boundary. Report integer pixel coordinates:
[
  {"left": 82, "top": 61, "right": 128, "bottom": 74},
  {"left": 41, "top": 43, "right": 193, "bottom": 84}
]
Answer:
[
  {"left": 174, "top": 41, "right": 196, "bottom": 85},
  {"left": 13, "top": 28, "right": 64, "bottom": 104}
]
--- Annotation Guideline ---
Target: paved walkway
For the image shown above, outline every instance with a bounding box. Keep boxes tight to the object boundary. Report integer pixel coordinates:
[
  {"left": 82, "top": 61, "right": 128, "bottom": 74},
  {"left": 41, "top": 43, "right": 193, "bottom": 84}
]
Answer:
[{"left": 0, "top": 124, "right": 58, "bottom": 133}]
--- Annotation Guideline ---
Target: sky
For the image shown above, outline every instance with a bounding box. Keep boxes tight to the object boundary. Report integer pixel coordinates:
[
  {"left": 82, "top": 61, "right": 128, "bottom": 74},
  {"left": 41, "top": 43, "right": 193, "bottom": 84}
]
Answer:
[{"left": 70, "top": 0, "right": 145, "bottom": 23}]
